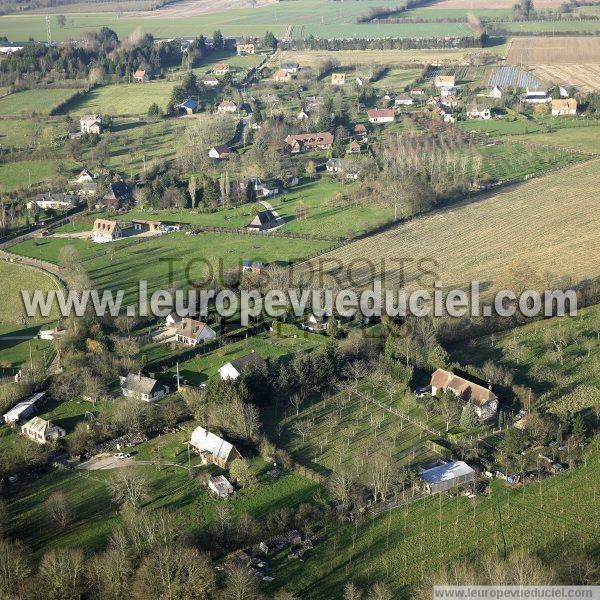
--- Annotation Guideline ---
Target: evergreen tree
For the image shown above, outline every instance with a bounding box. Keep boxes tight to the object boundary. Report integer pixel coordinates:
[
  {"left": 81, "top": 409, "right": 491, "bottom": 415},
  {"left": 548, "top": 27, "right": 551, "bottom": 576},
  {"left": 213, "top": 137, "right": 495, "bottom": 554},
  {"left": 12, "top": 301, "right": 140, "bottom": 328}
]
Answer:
[
  {"left": 263, "top": 31, "right": 278, "bottom": 49},
  {"left": 459, "top": 403, "right": 479, "bottom": 430},
  {"left": 213, "top": 30, "right": 224, "bottom": 50}
]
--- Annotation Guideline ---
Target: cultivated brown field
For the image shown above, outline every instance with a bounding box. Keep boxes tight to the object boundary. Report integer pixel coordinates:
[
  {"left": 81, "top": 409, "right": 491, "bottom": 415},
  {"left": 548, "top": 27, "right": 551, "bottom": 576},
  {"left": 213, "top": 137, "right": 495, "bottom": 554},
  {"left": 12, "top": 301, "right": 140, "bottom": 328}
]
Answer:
[
  {"left": 507, "top": 36, "right": 600, "bottom": 64},
  {"left": 424, "top": 0, "right": 565, "bottom": 8},
  {"left": 276, "top": 48, "right": 489, "bottom": 69},
  {"left": 531, "top": 64, "right": 600, "bottom": 92},
  {"left": 507, "top": 37, "right": 600, "bottom": 91},
  {"left": 299, "top": 159, "right": 600, "bottom": 292}
]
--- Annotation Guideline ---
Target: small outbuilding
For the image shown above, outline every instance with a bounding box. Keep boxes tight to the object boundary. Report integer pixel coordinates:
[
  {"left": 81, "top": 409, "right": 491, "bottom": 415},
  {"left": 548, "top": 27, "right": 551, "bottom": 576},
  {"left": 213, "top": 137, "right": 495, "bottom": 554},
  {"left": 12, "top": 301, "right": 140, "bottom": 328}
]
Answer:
[
  {"left": 3, "top": 392, "right": 46, "bottom": 424},
  {"left": 420, "top": 461, "right": 475, "bottom": 494},
  {"left": 208, "top": 475, "right": 234, "bottom": 498}
]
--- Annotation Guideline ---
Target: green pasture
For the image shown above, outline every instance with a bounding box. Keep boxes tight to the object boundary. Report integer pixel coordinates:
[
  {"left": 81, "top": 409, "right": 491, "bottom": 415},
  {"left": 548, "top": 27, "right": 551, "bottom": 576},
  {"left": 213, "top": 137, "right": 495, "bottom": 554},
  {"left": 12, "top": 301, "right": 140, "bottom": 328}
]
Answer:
[
  {"left": 266, "top": 442, "right": 600, "bottom": 598},
  {"left": 0, "top": 88, "right": 79, "bottom": 116},
  {"left": 64, "top": 81, "right": 176, "bottom": 116},
  {"left": 447, "top": 304, "right": 600, "bottom": 416},
  {"left": 162, "top": 326, "right": 328, "bottom": 385}
]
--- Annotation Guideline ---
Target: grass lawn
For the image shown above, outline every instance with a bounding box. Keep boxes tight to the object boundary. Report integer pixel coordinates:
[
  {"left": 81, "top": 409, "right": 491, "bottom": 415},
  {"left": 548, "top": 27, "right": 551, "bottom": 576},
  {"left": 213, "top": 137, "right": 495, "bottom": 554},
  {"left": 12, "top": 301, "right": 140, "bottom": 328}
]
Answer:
[
  {"left": 371, "top": 68, "right": 423, "bottom": 91},
  {"left": 0, "top": 117, "right": 67, "bottom": 149},
  {"left": 8, "top": 233, "right": 134, "bottom": 263},
  {"left": 5, "top": 451, "right": 323, "bottom": 555},
  {"left": 0, "top": 336, "right": 54, "bottom": 375},
  {"left": 80, "top": 231, "right": 337, "bottom": 305},
  {"left": 0, "top": 261, "right": 62, "bottom": 325},
  {"left": 266, "top": 440, "right": 600, "bottom": 598},
  {"left": 0, "top": 88, "right": 78, "bottom": 116},
  {"left": 459, "top": 117, "right": 545, "bottom": 137},
  {"left": 265, "top": 378, "right": 444, "bottom": 485},
  {"left": 0, "top": 1, "right": 477, "bottom": 43},
  {"left": 0, "top": 158, "right": 77, "bottom": 192},
  {"left": 520, "top": 124, "right": 600, "bottom": 154},
  {"left": 93, "top": 117, "right": 187, "bottom": 174},
  {"left": 493, "top": 19, "right": 600, "bottom": 34},
  {"left": 194, "top": 50, "right": 264, "bottom": 74},
  {"left": 478, "top": 140, "right": 586, "bottom": 182},
  {"left": 65, "top": 81, "right": 177, "bottom": 116},
  {"left": 37, "top": 397, "right": 114, "bottom": 437},
  {"left": 162, "top": 325, "right": 328, "bottom": 385},
  {"left": 98, "top": 178, "right": 395, "bottom": 240},
  {"left": 447, "top": 304, "right": 600, "bottom": 417}
]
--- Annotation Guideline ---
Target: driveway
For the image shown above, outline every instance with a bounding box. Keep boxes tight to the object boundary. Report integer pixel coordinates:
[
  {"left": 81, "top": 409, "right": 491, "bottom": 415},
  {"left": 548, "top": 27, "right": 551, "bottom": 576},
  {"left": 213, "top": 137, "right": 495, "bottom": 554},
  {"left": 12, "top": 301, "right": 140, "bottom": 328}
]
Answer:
[{"left": 75, "top": 453, "right": 134, "bottom": 471}]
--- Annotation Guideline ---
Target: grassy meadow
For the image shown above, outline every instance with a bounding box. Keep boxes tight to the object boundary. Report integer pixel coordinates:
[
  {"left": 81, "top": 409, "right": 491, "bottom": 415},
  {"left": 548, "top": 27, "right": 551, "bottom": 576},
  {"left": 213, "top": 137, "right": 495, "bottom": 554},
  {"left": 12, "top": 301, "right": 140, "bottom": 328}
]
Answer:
[
  {"left": 265, "top": 377, "right": 445, "bottom": 485},
  {"left": 65, "top": 81, "right": 176, "bottom": 116},
  {"left": 10, "top": 230, "right": 338, "bottom": 305},
  {"left": 448, "top": 304, "right": 600, "bottom": 417},
  {"left": 521, "top": 125, "right": 600, "bottom": 154},
  {"left": 266, "top": 441, "right": 600, "bottom": 598},
  {"left": 162, "top": 325, "right": 328, "bottom": 385},
  {"left": 5, "top": 454, "right": 322, "bottom": 556},
  {"left": 96, "top": 117, "right": 187, "bottom": 174},
  {"left": 0, "top": 158, "right": 78, "bottom": 192},
  {"left": 97, "top": 178, "right": 395, "bottom": 239},
  {"left": 0, "top": 118, "right": 67, "bottom": 149},
  {"left": 310, "top": 159, "right": 600, "bottom": 291},
  {"left": 0, "top": 88, "right": 79, "bottom": 116},
  {"left": 0, "top": 0, "right": 483, "bottom": 42}
]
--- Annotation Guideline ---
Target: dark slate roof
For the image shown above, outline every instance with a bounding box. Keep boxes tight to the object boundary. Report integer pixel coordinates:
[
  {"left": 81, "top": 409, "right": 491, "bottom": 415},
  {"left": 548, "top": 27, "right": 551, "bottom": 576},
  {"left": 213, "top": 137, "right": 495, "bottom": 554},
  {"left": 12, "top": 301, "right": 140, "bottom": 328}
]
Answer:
[
  {"left": 122, "top": 373, "right": 159, "bottom": 395},
  {"left": 105, "top": 181, "right": 131, "bottom": 201},
  {"left": 229, "top": 352, "right": 266, "bottom": 374}
]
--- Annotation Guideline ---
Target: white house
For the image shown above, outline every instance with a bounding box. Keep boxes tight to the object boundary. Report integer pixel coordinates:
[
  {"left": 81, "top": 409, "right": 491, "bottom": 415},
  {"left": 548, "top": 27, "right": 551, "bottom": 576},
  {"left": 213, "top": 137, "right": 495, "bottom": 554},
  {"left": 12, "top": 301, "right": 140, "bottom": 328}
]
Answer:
[
  {"left": 209, "top": 145, "right": 232, "bottom": 159},
  {"left": 367, "top": 108, "right": 395, "bottom": 123},
  {"left": 217, "top": 100, "right": 237, "bottom": 113},
  {"left": 524, "top": 88, "right": 550, "bottom": 104},
  {"left": 218, "top": 351, "right": 266, "bottom": 380},
  {"left": 3, "top": 392, "right": 45, "bottom": 424},
  {"left": 551, "top": 98, "right": 577, "bottom": 116},
  {"left": 395, "top": 94, "right": 414, "bottom": 107},
  {"left": 203, "top": 77, "right": 219, "bottom": 87},
  {"left": 120, "top": 373, "right": 168, "bottom": 402},
  {"left": 236, "top": 43, "right": 255, "bottom": 55},
  {"left": 488, "top": 86, "right": 502, "bottom": 99},
  {"left": 21, "top": 417, "right": 65, "bottom": 444},
  {"left": 28, "top": 193, "right": 78, "bottom": 211},
  {"left": 80, "top": 114, "right": 103, "bottom": 135},
  {"left": 434, "top": 75, "right": 455, "bottom": 90},
  {"left": 190, "top": 426, "right": 241, "bottom": 468},
  {"left": 166, "top": 311, "right": 184, "bottom": 327},
  {"left": 91, "top": 218, "right": 122, "bottom": 243},
  {"left": 175, "top": 318, "right": 217, "bottom": 346},
  {"left": 430, "top": 368, "right": 498, "bottom": 422},
  {"left": 467, "top": 104, "right": 492, "bottom": 120},
  {"left": 303, "top": 314, "right": 328, "bottom": 333},
  {"left": 209, "top": 475, "right": 234, "bottom": 498}
]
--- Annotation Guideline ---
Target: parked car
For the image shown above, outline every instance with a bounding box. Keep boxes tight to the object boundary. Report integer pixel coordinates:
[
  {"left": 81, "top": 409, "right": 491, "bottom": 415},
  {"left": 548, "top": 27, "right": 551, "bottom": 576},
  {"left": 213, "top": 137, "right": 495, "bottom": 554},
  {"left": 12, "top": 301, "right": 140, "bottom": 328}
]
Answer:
[{"left": 115, "top": 452, "right": 131, "bottom": 459}]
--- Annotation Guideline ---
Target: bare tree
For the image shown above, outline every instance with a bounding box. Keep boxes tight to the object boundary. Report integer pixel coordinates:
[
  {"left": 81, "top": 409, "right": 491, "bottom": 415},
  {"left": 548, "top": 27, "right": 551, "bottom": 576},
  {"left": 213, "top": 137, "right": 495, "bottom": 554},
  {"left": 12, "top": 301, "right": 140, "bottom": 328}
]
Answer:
[
  {"left": 44, "top": 491, "right": 72, "bottom": 530},
  {"left": 108, "top": 471, "right": 150, "bottom": 508}
]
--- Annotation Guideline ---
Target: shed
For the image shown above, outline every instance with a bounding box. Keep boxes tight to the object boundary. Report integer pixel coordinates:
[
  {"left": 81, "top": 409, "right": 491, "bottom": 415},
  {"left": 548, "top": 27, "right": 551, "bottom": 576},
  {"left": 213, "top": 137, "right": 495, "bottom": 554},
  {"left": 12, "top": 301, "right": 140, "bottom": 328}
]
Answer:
[
  {"left": 420, "top": 461, "right": 475, "bottom": 494},
  {"left": 3, "top": 392, "right": 45, "bottom": 424}
]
